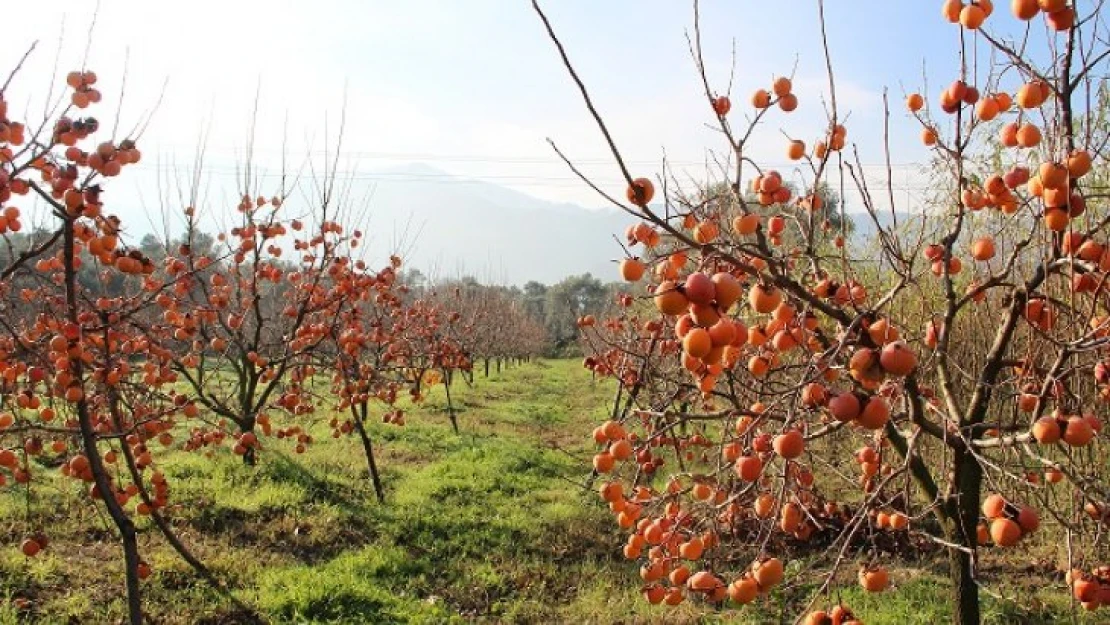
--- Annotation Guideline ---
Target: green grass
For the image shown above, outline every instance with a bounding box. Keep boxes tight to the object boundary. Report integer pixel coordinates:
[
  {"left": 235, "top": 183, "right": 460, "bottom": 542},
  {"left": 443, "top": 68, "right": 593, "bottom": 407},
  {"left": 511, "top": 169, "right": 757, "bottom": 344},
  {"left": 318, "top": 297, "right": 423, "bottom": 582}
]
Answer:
[{"left": 0, "top": 359, "right": 1102, "bottom": 623}]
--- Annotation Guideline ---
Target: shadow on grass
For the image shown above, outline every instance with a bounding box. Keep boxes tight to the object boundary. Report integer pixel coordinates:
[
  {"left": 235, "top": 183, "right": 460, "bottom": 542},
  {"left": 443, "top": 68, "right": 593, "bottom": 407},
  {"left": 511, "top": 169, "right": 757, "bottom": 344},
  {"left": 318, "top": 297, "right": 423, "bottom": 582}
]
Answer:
[{"left": 181, "top": 453, "right": 393, "bottom": 566}]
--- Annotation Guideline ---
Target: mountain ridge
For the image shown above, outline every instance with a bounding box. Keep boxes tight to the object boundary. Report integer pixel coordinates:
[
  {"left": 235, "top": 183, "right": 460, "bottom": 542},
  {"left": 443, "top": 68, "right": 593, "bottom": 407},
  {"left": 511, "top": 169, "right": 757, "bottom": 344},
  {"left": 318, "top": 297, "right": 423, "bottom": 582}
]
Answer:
[
  {"left": 356, "top": 163, "right": 630, "bottom": 286},
  {"left": 355, "top": 164, "right": 913, "bottom": 286}
]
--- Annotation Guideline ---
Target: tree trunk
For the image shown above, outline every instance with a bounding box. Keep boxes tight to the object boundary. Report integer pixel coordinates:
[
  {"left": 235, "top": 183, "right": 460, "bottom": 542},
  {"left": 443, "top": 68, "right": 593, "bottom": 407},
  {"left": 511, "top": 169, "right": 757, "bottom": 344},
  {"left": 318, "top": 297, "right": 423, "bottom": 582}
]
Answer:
[
  {"left": 120, "top": 524, "right": 143, "bottom": 625},
  {"left": 947, "top": 446, "right": 983, "bottom": 625},
  {"left": 111, "top": 400, "right": 250, "bottom": 613},
  {"left": 353, "top": 405, "right": 385, "bottom": 503},
  {"left": 64, "top": 220, "right": 143, "bottom": 624},
  {"left": 85, "top": 426, "right": 143, "bottom": 624},
  {"left": 484, "top": 358, "right": 490, "bottom": 378},
  {"left": 443, "top": 378, "right": 459, "bottom": 434}
]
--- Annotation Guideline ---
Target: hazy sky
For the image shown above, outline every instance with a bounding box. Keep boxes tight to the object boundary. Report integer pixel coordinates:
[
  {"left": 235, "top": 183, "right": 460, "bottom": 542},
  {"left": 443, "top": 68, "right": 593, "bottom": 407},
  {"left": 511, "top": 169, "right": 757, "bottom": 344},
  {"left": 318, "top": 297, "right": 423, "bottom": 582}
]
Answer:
[{"left": 0, "top": 1, "right": 1088, "bottom": 238}]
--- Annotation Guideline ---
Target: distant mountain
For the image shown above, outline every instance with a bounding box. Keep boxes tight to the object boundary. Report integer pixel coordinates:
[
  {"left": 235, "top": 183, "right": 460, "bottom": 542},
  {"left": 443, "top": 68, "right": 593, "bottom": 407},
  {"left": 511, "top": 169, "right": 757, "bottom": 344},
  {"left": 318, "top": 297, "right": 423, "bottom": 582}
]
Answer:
[
  {"left": 351, "top": 165, "right": 924, "bottom": 286},
  {"left": 354, "top": 164, "right": 633, "bottom": 286}
]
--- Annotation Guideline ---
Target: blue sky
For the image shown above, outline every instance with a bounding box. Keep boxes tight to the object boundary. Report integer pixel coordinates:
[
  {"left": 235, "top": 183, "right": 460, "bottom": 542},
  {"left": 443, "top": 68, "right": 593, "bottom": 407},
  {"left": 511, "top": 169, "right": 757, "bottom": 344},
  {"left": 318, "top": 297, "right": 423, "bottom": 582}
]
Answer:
[{"left": 0, "top": 1, "right": 1089, "bottom": 233}]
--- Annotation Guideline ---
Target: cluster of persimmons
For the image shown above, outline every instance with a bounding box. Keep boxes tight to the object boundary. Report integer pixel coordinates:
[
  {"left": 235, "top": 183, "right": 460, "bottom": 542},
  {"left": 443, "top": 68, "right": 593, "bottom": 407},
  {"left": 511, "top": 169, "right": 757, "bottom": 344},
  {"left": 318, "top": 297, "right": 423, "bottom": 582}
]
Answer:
[{"left": 555, "top": 0, "right": 1110, "bottom": 622}]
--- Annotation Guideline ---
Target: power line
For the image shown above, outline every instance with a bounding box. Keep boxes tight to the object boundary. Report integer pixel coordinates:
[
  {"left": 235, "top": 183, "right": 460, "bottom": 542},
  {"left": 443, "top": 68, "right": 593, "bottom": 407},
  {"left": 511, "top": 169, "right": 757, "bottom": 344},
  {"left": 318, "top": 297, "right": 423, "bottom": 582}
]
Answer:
[
  {"left": 122, "top": 170, "right": 943, "bottom": 192},
  {"left": 140, "top": 146, "right": 933, "bottom": 171},
  {"left": 122, "top": 161, "right": 934, "bottom": 188}
]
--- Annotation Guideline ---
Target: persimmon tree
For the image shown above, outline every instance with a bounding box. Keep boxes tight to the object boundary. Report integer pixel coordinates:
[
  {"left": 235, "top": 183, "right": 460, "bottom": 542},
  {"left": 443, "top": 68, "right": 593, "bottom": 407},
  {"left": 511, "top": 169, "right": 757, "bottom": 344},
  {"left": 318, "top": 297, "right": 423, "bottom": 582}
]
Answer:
[
  {"left": 439, "top": 280, "right": 547, "bottom": 377},
  {"left": 537, "top": 0, "right": 1110, "bottom": 623},
  {"left": 153, "top": 180, "right": 362, "bottom": 464},
  {"left": 392, "top": 294, "right": 473, "bottom": 434},
  {"left": 328, "top": 254, "right": 404, "bottom": 501},
  {"left": 0, "top": 59, "right": 252, "bottom": 624},
  {"left": 326, "top": 264, "right": 551, "bottom": 502},
  {"left": 327, "top": 256, "right": 473, "bottom": 501}
]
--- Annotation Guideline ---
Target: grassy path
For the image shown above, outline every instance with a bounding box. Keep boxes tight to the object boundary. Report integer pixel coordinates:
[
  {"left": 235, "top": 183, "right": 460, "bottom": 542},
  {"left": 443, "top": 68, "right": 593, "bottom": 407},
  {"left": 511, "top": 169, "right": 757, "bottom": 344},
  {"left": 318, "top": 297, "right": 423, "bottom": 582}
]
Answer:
[{"left": 0, "top": 360, "right": 1099, "bottom": 623}]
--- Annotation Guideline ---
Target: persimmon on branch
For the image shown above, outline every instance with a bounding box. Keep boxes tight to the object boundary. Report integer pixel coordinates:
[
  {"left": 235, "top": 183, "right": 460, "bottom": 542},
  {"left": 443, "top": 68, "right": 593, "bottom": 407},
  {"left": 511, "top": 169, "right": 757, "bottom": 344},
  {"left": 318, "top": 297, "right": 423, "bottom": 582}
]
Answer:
[{"left": 537, "top": 0, "right": 1110, "bottom": 623}]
